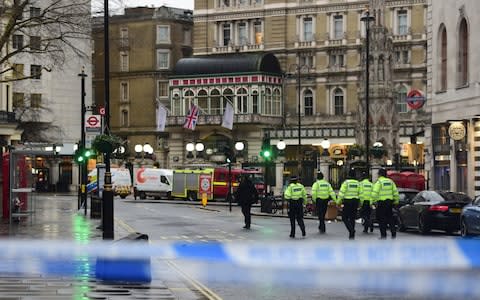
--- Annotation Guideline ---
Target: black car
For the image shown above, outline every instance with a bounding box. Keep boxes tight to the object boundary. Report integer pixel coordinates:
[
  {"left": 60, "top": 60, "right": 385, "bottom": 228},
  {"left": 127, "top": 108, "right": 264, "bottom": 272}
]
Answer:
[
  {"left": 398, "top": 190, "right": 472, "bottom": 234},
  {"left": 360, "top": 188, "right": 419, "bottom": 225}
]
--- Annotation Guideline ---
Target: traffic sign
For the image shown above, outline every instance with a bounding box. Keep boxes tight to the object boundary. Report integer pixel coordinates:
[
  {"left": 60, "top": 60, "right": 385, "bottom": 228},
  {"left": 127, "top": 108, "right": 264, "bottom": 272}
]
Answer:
[
  {"left": 199, "top": 174, "right": 212, "bottom": 195},
  {"left": 406, "top": 89, "right": 426, "bottom": 110},
  {"left": 85, "top": 114, "right": 101, "bottom": 132},
  {"left": 99, "top": 106, "right": 105, "bottom": 116}
]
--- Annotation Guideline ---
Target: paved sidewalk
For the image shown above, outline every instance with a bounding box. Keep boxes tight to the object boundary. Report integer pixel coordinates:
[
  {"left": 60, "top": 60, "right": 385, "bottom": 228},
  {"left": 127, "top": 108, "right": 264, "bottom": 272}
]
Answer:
[{"left": 0, "top": 193, "right": 204, "bottom": 299}]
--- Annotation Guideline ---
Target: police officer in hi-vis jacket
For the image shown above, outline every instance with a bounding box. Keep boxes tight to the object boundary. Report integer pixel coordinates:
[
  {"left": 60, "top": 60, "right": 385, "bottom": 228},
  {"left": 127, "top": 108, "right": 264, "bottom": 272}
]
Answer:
[
  {"left": 311, "top": 172, "right": 337, "bottom": 233},
  {"left": 284, "top": 175, "right": 307, "bottom": 238},
  {"left": 337, "top": 169, "right": 361, "bottom": 240}
]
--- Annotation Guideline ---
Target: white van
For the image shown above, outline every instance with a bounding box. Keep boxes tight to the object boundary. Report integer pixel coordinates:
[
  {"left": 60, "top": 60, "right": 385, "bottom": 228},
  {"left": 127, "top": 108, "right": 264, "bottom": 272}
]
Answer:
[
  {"left": 87, "top": 168, "right": 132, "bottom": 199},
  {"left": 133, "top": 168, "right": 173, "bottom": 200}
]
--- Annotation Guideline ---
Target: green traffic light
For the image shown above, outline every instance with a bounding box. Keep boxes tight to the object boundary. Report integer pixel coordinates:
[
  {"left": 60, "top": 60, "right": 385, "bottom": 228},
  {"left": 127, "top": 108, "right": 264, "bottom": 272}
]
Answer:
[
  {"left": 263, "top": 150, "right": 271, "bottom": 158},
  {"left": 84, "top": 149, "right": 92, "bottom": 157},
  {"left": 77, "top": 156, "right": 84, "bottom": 163}
]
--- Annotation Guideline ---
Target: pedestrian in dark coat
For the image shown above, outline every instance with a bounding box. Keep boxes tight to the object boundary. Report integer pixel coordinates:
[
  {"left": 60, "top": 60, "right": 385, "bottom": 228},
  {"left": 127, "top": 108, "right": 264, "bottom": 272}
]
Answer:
[{"left": 236, "top": 175, "right": 258, "bottom": 229}]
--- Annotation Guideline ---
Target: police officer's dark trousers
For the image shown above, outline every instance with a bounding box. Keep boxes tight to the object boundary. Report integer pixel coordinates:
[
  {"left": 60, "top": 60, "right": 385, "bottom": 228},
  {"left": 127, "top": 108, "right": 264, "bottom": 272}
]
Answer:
[
  {"left": 316, "top": 199, "right": 329, "bottom": 232},
  {"left": 342, "top": 199, "right": 359, "bottom": 238},
  {"left": 288, "top": 200, "right": 305, "bottom": 237},
  {"left": 377, "top": 199, "right": 396, "bottom": 238},
  {"left": 241, "top": 203, "right": 252, "bottom": 229},
  {"left": 361, "top": 201, "right": 373, "bottom": 232}
]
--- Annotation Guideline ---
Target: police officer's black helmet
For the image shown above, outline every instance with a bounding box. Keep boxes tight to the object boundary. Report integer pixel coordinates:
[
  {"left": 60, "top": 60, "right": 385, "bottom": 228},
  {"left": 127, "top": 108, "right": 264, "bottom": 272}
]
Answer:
[
  {"left": 378, "top": 168, "right": 387, "bottom": 177},
  {"left": 290, "top": 175, "right": 298, "bottom": 182},
  {"left": 361, "top": 171, "right": 368, "bottom": 180},
  {"left": 317, "top": 172, "right": 324, "bottom": 180}
]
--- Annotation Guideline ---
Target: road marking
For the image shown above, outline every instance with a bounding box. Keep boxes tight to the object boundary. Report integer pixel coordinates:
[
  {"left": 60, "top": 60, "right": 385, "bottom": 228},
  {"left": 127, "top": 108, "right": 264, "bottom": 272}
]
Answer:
[
  {"left": 114, "top": 217, "right": 136, "bottom": 233},
  {"left": 166, "top": 260, "right": 223, "bottom": 300}
]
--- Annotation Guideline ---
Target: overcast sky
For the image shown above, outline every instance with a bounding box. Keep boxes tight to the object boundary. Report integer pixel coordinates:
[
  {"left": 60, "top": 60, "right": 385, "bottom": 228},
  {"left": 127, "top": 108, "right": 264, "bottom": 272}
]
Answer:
[{"left": 123, "top": 0, "right": 193, "bottom": 10}]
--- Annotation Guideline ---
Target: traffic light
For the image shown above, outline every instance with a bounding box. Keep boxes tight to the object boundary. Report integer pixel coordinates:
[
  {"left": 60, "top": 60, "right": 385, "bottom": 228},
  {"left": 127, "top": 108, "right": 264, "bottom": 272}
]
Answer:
[
  {"left": 260, "top": 135, "right": 276, "bottom": 162},
  {"left": 223, "top": 145, "right": 235, "bottom": 163},
  {"left": 74, "top": 147, "right": 94, "bottom": 164}
]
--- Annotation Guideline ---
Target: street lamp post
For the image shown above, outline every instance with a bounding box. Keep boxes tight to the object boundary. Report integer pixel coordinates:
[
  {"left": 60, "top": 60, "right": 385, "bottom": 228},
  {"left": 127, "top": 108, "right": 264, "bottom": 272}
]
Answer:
[
  {"left": 102, "top": 0, "right": 113, "bottom": 240},
  {"left": 361, "top": 10, "right": 375, "bottom": 176},
  {"left": 289, "top": 63, "right": 314, "bottom": 179},
  {"left": 78, "top": 68, "right": 87, "bottom": 215}
]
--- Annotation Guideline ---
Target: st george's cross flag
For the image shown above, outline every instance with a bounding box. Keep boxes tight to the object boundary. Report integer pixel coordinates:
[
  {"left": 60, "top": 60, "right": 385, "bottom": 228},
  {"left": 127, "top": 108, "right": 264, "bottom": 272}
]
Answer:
[{"left": 183, "top": 103, "right": 199, "bottom": 130}]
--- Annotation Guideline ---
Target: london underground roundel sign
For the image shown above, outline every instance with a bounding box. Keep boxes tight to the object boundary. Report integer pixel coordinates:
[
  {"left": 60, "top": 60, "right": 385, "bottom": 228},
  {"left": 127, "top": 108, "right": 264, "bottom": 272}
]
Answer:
[{"left": 406, "top": 89, "right": 426, "bottom": 110}]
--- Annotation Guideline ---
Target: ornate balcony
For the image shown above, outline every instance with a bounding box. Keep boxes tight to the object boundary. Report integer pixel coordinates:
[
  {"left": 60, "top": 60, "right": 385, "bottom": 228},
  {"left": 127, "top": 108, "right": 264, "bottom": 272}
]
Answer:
[{"left": 167, "top": 114, "right": 282, "bottom": 127}]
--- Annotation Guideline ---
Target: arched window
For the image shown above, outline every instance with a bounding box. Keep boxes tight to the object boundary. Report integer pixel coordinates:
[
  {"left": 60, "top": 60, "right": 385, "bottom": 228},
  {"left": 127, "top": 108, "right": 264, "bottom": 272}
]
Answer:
[
  {"left": 252, "top": 90, "right": 259, "bottom": 114},
  {"left": 264, "top": 88, "right": 272, "bottom": 115},
  {"left": 236, "top": 88, "right": 248, "bottom": 114},
  {"left": 304, "top": 89, "right": 313, "bottom": 116},
  {"left": 333, "top": 88, "right": 344, "bottom": 115},
  {"left": 121, "top": 109, "right": 128, "bottom": 127},
  {"left": 439, "top": 24, "right": 447, "bottom": 91},
  {"left": 198, "top": 90, "right": 208, "bottom": 114},
  {"left": 395, "top": 85, "right": 408, "bottom": 113},
  {"left": 223, "top": 88, "right": 233, "bottom": 113},
  {"left": 172, "top": 93, "right": 181, "bottom": 115},
  {"left": 184, "top": 90, "right": 194, "bottom": 115},
  {"left": 273, "top": 88, "right": 281, "bottom": 116},
  {"left": 458, "top": 18, "right": 469, "bottom": 86},
  {"left": 210, "top": 89, "right": 221, "bottom": 115}
]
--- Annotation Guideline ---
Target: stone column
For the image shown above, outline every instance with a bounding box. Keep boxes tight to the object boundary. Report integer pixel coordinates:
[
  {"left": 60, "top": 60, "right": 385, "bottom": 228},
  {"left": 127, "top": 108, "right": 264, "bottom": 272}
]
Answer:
[
  {"left": 274, "top": 162, "right": 284, "bottom": 195},
  {"left": 319, "top": 158, "right": 331, "bottom": 181}
]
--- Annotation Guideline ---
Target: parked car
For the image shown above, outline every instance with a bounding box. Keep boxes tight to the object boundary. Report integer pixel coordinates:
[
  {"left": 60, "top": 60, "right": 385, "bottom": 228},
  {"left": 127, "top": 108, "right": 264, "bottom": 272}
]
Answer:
[
  {"left": 461, "top": 196, "right": 480, "bottom": 237},
  {"left": 397, "top": 191, "right": 472, "bottom": 234},
  {"left": 360, "top": 188, "right": 420, "bottom": 225}
]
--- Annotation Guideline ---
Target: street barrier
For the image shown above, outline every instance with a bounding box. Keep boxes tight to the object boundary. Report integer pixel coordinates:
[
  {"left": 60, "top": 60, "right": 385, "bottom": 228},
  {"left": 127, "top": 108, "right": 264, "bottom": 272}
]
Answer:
[{"left": 0, "top": 238, "right": 479, "bottom": 297}]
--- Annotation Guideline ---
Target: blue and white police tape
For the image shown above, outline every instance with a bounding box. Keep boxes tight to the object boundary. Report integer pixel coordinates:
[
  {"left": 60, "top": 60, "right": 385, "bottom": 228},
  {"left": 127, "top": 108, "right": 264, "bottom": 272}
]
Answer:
[{"left": 0, "top": 238, "right": 479, "bottom": 295}]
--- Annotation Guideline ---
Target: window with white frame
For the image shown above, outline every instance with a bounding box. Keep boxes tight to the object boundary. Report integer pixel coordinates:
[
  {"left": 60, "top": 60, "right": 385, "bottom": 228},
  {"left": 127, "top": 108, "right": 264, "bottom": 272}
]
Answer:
[
  {"left": 303, "top": 17, "right": 313, "bottom": 41},
  {"left": 120, "top": 51, "right": 129, "bottom": 71},
  {"left": 397, "top": 10, "right": 408, "bottom": 35},
  {"left": 394, "top": 49, "right": 409, "bottom": 64},
  {"left": 30, "top": 7, "right": 41, "bottom": 18},
  {"left": 223, "top": 23, "right": 231, "bottom": 46},
  {"left": 156, "top": 25, "right": 170, "bottom": 43},
  {"left": 304, "top": 89, "right": 313, "bottom": 116},
  {"left": 236, "top": 88, "right": 248, "bottom": 113},
  {"left": 172, "top": 93, "right": 181, "bottom": 115},
  {"left": 254, "top": 21, "right": 263, "bottom": 44},
  {"left": 300, "top": 55, "right": 314, "bottom": 68},
  {"left": 395, "top": 85, "right": 408, "bottom": 113},
  {"left": 184, "top": 90, "right": 195, "bottom": 115},
  {"left": 211, "top": 89, "right": 221, "bottom": 115},
  {"left": 198, "top": 89, "right": 208, "bottom": 113},
  {"left": 265, "top": 88, "right": 272, "bottom": 115},
  {"left": 333, "top": 15, "right": 343, "bottom": 39},
  {"left": 121, "top": 109, "right": 129, "bottom": 127},
  {"left": 120, "top": 27, "right": 128, "bottom": 47},
  {"left": 157, "top": 81, "right": 168, "bottom": 97},
  {"left": 330, "top": 53, "right": 344, "bottom": 67},
  {"left": 156, "top": 50, "right": 170, "bottom": 69},
  {"left": 121, "top": 82, "right": 128, "bottom": 102},
  {"left": 238, "top": 22, "right": 248, "bottom": 46},
  {"left": 333, "top": 88, "right": 344, "bottom": 115},
  {"left": 273, "top": 89, "right": 281, "bottom": 115},
  {"left": 223, "top": 88, "right": 233, "bottom": 114},
  {"left": 252, "top": 90, "right": 259, "bottom": 113}
]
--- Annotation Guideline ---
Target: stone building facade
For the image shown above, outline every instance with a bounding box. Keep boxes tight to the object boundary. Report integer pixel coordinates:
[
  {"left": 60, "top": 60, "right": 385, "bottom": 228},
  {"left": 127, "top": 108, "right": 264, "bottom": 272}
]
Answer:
[
  {"left": 173, "top": 0, "right": 430, "bottom": 187},
  {"left": 92, "top": 6, "right": 193, "bottom": 167},
  {"left": 427, "top": 0, "right": 480, "bottom": 196}
]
